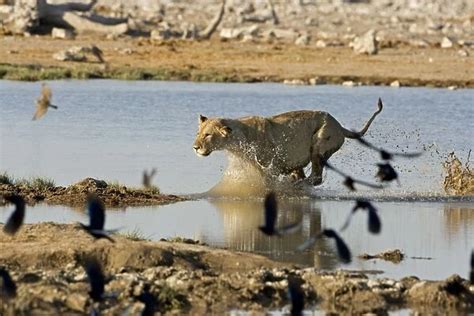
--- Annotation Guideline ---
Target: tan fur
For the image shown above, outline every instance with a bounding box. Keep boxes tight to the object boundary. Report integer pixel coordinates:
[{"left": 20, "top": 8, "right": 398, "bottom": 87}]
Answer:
[{"left": 193, "top": 100, "right": 383, "bottom": 185}]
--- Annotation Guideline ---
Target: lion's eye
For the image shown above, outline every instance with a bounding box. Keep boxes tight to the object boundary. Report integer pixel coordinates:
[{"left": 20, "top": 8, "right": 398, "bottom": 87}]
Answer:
[{"left": 204, "top": 133, "right": 211, "bottom": 138}]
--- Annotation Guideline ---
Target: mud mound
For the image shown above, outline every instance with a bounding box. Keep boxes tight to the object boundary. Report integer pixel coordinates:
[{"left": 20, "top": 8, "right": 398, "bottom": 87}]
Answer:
[
  {"left": 1, "top": 224, "right": 473, "bottom": 315},
  {"left": 443, "top": 152, "right": 474, "bottom": 196},
  {"left": 0, "top": 177, "right": 185, "bottom": 207}
]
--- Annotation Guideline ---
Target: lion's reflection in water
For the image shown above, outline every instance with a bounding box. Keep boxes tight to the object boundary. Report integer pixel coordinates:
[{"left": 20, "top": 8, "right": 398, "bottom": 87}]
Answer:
[{"left": 207, "top": 197, "right": 339, "bottom": 268}]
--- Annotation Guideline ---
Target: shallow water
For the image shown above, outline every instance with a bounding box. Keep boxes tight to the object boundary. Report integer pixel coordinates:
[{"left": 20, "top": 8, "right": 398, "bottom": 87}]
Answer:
[{"left": 1, "top": 80, "right": 473, "bottom": 281}]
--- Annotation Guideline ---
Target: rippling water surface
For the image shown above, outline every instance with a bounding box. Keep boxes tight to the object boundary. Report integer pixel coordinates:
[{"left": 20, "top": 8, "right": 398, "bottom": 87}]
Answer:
[{"left": 1, "top": 80, "right": 473, "bottom": 281}]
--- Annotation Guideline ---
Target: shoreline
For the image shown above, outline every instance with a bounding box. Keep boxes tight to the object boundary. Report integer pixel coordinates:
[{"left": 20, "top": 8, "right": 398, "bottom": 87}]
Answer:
[
  {"left": 0, "top": 223, "right": 473, "bottom": 315},
  {"left": 1, "top": 37, "right": 473, "bottom": 88}
]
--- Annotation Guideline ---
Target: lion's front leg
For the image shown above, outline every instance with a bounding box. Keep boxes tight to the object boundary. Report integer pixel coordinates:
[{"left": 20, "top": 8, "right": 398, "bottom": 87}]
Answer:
[{"left": 307, "top": 157, "right": 324, "bottom": 186}]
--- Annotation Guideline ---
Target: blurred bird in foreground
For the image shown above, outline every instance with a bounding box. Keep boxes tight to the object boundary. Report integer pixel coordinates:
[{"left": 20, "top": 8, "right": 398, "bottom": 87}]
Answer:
[
  {"left": 2, "top": 194, "right": 25, "bottom": 235},
  {"left": 287, "top": 275, "right": 304, "bottom": 316},
  {"left": 324, "top": 161, "right": 384, "bottom": 191},
  {"left": 137, "top": 285, "right": 156, "bottom": 316},
  {"left": 142, "top": 168, "right": 157, "bottom": 189},
  {"left": 84, "top": 257, "right": 105, "bottom": 302},
  {"left": 357, "top": 137, "right": 422, "bottom": 161},
  {"left": 340, "top": 199, "right": 381, "bottom": 234},
  {"left": 32, "top": 83, "right": 58, "bottom": 120},
  {"left": 259, "top": 192, "right": 301, "bottom": 236},
  {"left": 470, "top": 251, "right": 473, "bottom": 284},
  {"left": 298, "top": 229, "right": 352, "bottom": 264},
  {"left": 376, "top": 163, "right": 400, "bottom": 184},
  {"left": 80, "top": 194, "right": 116, "bottom": 242},
  {"left": 0, "top": 267, "right": 17, "bottom": 299}
]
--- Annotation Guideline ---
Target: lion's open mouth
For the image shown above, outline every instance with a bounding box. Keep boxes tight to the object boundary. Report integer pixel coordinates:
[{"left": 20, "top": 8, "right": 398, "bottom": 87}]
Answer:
[{"left": 196, "top": 149, "right": 211, "bottom": 157}]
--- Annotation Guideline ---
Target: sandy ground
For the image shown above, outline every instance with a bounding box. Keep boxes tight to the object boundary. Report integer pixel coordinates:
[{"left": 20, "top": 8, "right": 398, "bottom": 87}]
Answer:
[
  {"left": 0, "top": 35, "right": 473, "bottom": 87},
  {"left": 0, "top": 223, "right": 473, "bottom": 315}
]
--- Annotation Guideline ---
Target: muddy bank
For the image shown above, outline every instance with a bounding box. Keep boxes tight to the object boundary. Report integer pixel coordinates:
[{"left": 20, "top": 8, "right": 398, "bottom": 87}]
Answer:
[
  {"left": 0, "top": 177, "right": 184, "bottom": 208},
  {"left": 0, "top": 37, "right": 473, "bottom": 88},
  {"left": 1, "top": 223, "right": 473, "bottom": 315}
]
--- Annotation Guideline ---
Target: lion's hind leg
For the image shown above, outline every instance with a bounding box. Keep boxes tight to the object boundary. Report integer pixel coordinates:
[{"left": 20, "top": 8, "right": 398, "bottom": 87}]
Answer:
[{"left": 308, "top": 122, "right": 345, "bottom": 186}]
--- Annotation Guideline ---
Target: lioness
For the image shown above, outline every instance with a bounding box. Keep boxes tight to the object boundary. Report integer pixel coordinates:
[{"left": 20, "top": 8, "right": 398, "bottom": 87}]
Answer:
[{"left": 193, "top": 99, "right": 383, "bottom": 185}]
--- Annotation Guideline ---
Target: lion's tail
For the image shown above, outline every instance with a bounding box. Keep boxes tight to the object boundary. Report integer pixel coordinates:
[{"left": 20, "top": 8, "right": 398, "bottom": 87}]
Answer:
[{"left": 342, "top": 98, "right": 383, "bottom": 139}]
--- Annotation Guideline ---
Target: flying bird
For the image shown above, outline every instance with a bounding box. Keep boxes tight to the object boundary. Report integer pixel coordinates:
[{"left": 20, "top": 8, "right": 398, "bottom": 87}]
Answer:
[
  {"left": 89, "top": 45, "right": 105, "bottom": 63},
  {"left": 357, "top": 137, "right": 422, "bottom": 161},
  {"left": 324, "top": 161, "right": 384, "bottom": 191},
  {"left": 32, "top": 83, "right": 58, "bottom": 120},
  {"left": 376, "top": 163, "right": 399, "bottom": 184},
  {"left": 340, "top": 199, "right": 381, "bottom": 234},
  {"left": 142, "top": 168, "right": 157, "bottom": 189},
  {"left": 287, "top": 275, "right": 304, "bottom": 316},
  {"left": 298, "top": 229, "right": 352, "bottom": 264},
  {"left": 137, "top": 286, "right": 156, "bottom": 316},
  {"left": 2, "top": 194, "right": 25, "bottom": 235},
  {"left": 80, "top": 194, "right": 116, "bottom": 242},
  {"left": 0, "top": 267, "right": 17, "bottom": 298},
  {"left": 84, "top": 257, "right": 105, "bottom": 302},
  {"left": 259, "top": 192, "right": 301, "bottom": 236}
]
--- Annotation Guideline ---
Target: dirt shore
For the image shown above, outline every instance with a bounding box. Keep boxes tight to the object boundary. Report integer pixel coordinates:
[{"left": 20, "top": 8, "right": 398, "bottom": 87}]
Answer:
[
  {"left": 1, "top": 36, "right": 473, "bottom": 87},
  {"left": 0, "top": 177, "right": 184, "bottom": 208},
  {"left": 0, "top": 223, "right": 473, "bottom": 315}
]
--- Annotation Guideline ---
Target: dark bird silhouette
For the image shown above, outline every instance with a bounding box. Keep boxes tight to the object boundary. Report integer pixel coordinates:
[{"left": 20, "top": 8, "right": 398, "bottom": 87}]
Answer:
[
  {"left": 142, "top": 168, "right": 157, "bottom": 189},
  {"left": 90, "top": 45, "right": 105, "bottom": 63},
  {"left": 287, "top": 275, "right": 304, "bottom": 316},
  {"left": 3, "top": 194, "right": 25, "bottom": 235},
  {"left": 298, "top": 229, "right": 352, "bottom": 263},
  {"left": 84, "top": 257, "right": 105, "bottom": 302},
  {"left": 376, "top": 163, "right": 399, "bottom": 184},
  {"left": 32, "top": 83, "right": 58, "bottom": 120},
  {"left": 80, "top": 194, "right": 116, "bottom": 242},
  {"left": 470, "top": 251, "right": 473, "bottom": 284},
  {"left": 357, "top": 137, "right": 422, "bottom": 161},
  {"left": 340, "top": 199, "right": 382, "bottom": 234},
  {"left": 259, "top": 192, "right": 301, "bottom": 236},
  {"left": 324, "top": 161, "right": 384, "bottom": 191},
  {"left": 0, "top": 267, "right": 17, "bottom": 298},
  {"left": 137, "top": 286, "right": 156, "bottom": 316}
]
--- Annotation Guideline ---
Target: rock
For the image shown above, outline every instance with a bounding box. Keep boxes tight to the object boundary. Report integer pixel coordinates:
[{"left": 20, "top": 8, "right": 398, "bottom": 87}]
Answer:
[
  {"left": 447, "top": 86, "right": 458, "bottom": 91},
  {"left": 295, "top": 34, "right": 310, "bottom": 46},
  {"left": 220, "top": 25, "right": 259, "bottom": 40},
  {"left": 409, "top": 39, "right": 430, "bottom": 48},
  {"left": 65, "top": 293, "right": 87, "bottom": 312},
  {"left": 283, "top": 79, "right": 306, "bottom": 85},
  {"left": 315, "top": 40, "right": 327, "bottom": 48},
  {"left": 53, "top": 45, "right": 104, "bottom": 63},
  {"left": 309, "top": 77, "right": 325, "bottom": 85},
  {"left": 342, "top": 80, "right": 356, "bottom": 87},
  {"left": 150, "top": 28, "right": 172, "bottom": 40},
  {"left": 53, "top": 50, "right": 86, "bottom": 62},
  {"left": 352, "top": 29, "right": 378, "bottom": 55},
  {"left": 264, "top": 28, "right": 298, "bottom": 41},
  {"left": 51, "top": 27, "right": 75, "bottom": 39},
  {"left": 390, "top": 80, "right": 401, "bottom": 88},
  {"left": 441, "top": 36, "right": 454, "bottom": 48},
  {"left": 457, "top": 49, "right": 469, "bottom": 57}
]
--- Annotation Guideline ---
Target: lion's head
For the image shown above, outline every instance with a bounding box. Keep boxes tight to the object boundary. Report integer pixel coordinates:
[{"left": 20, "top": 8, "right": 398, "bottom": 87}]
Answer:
[{"left": 192, "top": 115, "right": 232, "bottom": 157}]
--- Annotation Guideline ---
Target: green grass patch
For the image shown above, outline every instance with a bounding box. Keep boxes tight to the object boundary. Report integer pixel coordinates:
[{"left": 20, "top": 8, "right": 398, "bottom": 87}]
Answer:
[
  {"left": 15, "top": 176, "right": 56, "bottom": 190},
  {"left": 116, "top": 227, "right": 150, "bottom": 241},
  {"left": 0, "top": 171, "right": 14, "bottom": 185}
]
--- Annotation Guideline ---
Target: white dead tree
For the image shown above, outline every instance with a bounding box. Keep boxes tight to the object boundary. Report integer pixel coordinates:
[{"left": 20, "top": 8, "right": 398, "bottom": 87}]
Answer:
[{"left": 5, "top": 0, "right": 128, "bottom": 35}]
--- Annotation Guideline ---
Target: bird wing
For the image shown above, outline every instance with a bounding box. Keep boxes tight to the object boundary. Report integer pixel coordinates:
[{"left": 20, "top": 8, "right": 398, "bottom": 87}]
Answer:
[
  {"left": 88, "top": 198, "right": 105, "bottom": 230},
  {"left": 339, "top": 209, "right": 355, "bottom": 232},
  {"left": 264, "top": 192, "right": 277, "bottom": 230},
  {"left": 367, "top": 209, "right": 382, "bottom": 234},
  {"left": 278, "top": 221, "right": 302, "bottom": 235},
  {"left": 84, "top": 257, "right": 105, "bottom": 301},
  {"left": 32, "top": 100, "right": 48, "bottom": 120},
  {"left": 297, "top": 236, "right": 317, "bottom": 251},
  {"left": 41, "top": 84, "right": 52, "bottom": 102},
  {"left": 332, "top": 233, "right": 352, "bottom": 264},
  {"left": 353, "top": 178, "right": 384, "bottom": 189},
  {"left": 3, "top": 196, "right": 25, "bottom": 235},
  {"left": 0, "top": 268, "right": 17, "bottom": 298}
]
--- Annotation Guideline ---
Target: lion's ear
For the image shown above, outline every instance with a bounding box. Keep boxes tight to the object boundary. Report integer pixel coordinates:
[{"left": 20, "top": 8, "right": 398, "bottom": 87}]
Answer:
[
  {"left": 199, "top": 115, "right": 208, "bottom": 124},
  {"left": 220, "top": 126, "right": 232, "bottom": 137}
]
